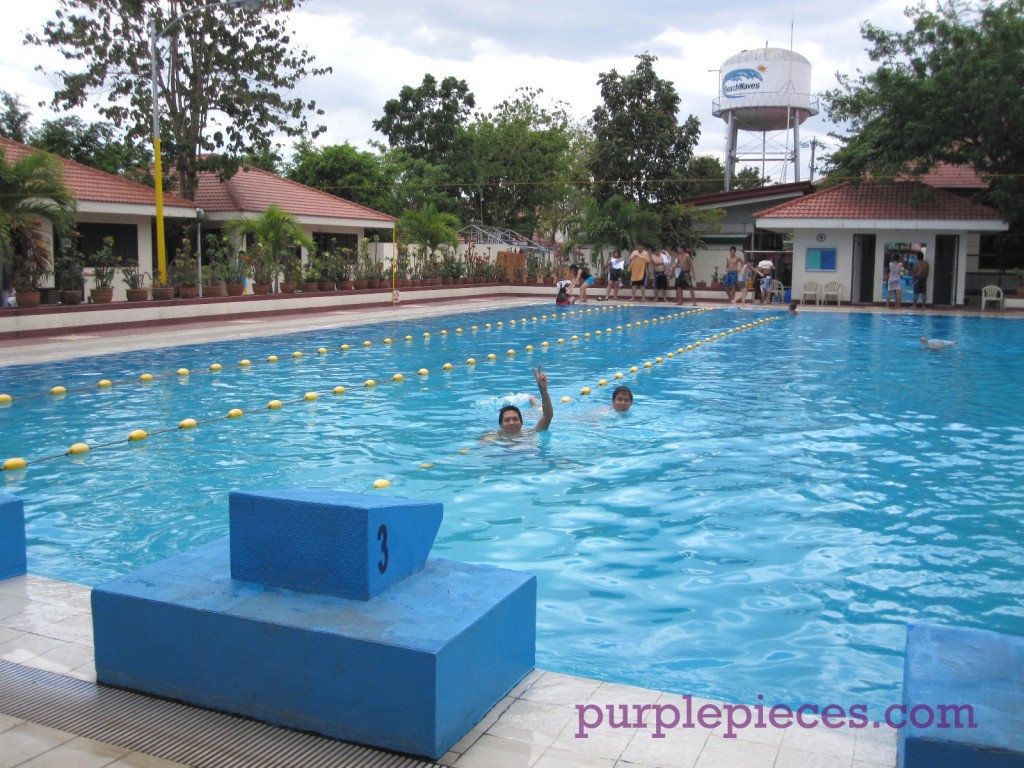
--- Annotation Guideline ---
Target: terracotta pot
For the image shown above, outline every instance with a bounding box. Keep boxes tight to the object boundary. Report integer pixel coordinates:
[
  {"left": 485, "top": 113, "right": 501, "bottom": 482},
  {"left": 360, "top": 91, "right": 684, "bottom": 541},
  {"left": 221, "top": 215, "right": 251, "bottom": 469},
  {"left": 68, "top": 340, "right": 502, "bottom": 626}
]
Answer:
[
  {"left": 279, "top": 281, "right": 296, "bottom": 295},
  {"left": 60, "top": 290, "right": 83, "bottom": 305},
  {"left": 339, "top": 280, "right": 354, "bottom": 290},
  {"left": 15, "top": 290, "right": 41, "bottom": 308},
  {"left": 318, "top": 280, "right": 335, "bottom": 292},
  {"left": 352, "top": 279, "right": 369, "bottom": 290},
  {"left": 1016, "top": 286, "right": 1024, "bottom": 297},
  {"left": 442, "top": 277, "right": 453, "bottom": 286},
  {"left": 226, "top": 283, "right": 245, "bottom": 296},
  {"left": 203, "top": 285, "right": 226, "bottom": 298},
  {"left": 125, "top": 288, "right": 149, "bottom": 302},
  {"left": 368, "top": 279, "right": 381, "bottom": 289},
  {"left": 303, "top": 281, "right": 319, "bottom": 293},
  {"left": 90, "top": 287, "right": 115, "bottom": 304},
  {"left": 152, "top": 287, "right": 174, "bottom": 301},
  {"left": 251, "top": 282, "right": 271, "bottom": 295},
  {"left": 178, "top": 285, "right": 199, "bottom": 299}
]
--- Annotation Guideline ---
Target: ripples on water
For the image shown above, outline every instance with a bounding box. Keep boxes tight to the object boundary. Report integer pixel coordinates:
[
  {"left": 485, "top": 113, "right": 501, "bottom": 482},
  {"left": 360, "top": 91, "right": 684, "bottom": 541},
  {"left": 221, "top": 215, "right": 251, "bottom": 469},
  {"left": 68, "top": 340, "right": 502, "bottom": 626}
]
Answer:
[{"left": 2, "top": 306, "right": 1022, "bottom": 713}]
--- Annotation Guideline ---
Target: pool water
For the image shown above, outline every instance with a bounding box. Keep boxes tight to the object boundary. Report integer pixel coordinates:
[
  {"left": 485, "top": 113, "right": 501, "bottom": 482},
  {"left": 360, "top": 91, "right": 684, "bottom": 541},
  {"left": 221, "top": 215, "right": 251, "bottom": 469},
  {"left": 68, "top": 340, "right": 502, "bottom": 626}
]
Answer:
[{"left": 2, "top": 304, "right": 1022, "bottom": 714}]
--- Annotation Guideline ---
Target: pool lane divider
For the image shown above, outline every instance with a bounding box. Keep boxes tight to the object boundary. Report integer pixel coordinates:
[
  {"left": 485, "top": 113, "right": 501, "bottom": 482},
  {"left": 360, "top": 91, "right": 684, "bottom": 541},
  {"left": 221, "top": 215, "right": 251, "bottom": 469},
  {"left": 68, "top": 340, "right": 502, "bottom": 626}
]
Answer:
[
  {"left": 0, "top": 304, "right": 641, "bottom": 405},
  {"left": 1, "top": 309, "right": 784, "bottom": 474}
]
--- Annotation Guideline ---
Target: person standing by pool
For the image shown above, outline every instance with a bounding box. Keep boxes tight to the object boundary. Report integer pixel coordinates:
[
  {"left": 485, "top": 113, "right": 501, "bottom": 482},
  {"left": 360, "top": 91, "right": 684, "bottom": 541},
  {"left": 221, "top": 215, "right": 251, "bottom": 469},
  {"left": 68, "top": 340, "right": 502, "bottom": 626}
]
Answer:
[
  {"left": 723, "top": 247, "right": 742, "bottom": 302},
  {"left": 886, "top": 254, "right": 903, "bottom": 308},
  {"left": 496, "top": 365, "right": 553, "bottom": 435},
  {"left": 628, "top": 245, "right": 650, "bottom": 301},
  {"left": 569, "top": 262, "right": 594, "bottom": 304},
  {"left": 755, "top": 257, "right": 774, "bottom": 305},
  {"left": 674, "top": 246, "right": 697, "bottom": 306},
  {"left": 652, "top": 248, "right": 671, "bottom": 301},
  {"left": 604, "top": 250, "right": 625, "bottom": 301},
  {"left": 733, "top": 259, "right": 755, "bottom": 305},
  {"left": 912, "top": 255, "right": 929, "bottom": 308}
]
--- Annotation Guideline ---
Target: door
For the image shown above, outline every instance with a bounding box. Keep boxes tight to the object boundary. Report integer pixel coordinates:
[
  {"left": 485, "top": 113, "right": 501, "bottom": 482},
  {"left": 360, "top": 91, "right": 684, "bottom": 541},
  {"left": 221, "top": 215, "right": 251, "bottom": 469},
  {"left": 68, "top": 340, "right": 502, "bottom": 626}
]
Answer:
[
  {"left": 852, "top": 234, "right": 876, "bottom": 303},
  {"left": 933, "top": 235, "right": 958, "bottom": 306}
]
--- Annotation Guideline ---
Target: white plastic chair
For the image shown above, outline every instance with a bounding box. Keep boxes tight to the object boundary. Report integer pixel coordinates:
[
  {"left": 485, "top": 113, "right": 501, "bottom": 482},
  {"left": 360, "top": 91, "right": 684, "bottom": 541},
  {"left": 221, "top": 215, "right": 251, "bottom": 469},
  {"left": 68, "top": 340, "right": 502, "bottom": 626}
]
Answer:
[
  {"left": 801, "top": 281, "right": 821, "bottom": 305},
  {"left": 980, "top": 285, "right": 1004, "bottom": 312},
  {"left": 822, "top": 281, "right": 843, "bottom": 306},
  {"left": 770, "top": 280, "right": 785, "bottom": 303}
]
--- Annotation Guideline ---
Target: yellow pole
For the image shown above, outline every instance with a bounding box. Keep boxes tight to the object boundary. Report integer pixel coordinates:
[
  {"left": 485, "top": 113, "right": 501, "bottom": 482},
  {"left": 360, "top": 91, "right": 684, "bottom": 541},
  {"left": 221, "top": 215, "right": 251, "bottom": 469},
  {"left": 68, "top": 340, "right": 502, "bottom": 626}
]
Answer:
[
  {"left": 153, "top": 136, "right": 167, "bottom": 286},
  {"left": 392, "top": 226, "right": 398, "bottom": 305}
]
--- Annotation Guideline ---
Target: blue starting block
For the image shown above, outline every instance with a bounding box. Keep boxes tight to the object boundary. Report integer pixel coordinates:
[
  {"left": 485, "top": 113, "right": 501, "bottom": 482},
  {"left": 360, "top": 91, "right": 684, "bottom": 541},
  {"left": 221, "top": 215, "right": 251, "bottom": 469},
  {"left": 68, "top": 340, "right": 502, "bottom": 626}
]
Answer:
[
  {"left": 92, "top": 490, "right": 536, "bottom": 759},
  {"left": 0, "top": 492, "right": 27, "bottom": 580},
  {"left": 900, "top": 622, "right": 1024, "bottom": 768}
]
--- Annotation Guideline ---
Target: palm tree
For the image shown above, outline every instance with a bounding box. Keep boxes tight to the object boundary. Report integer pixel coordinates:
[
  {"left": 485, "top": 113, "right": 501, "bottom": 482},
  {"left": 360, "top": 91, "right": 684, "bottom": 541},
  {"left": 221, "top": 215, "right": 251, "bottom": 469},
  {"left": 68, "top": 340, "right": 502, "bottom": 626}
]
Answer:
[
  {"left": 396, "top": 203, "right": 461, "bottom": 262},
  {"left": 563, "top": 195, "right": 661, "bottom": 264},
  {"left": 0, "top": 146, "right": 77, "bottom": 289},
  {"left": 224, "top": 204, "right": 313, "bottom": 289}
]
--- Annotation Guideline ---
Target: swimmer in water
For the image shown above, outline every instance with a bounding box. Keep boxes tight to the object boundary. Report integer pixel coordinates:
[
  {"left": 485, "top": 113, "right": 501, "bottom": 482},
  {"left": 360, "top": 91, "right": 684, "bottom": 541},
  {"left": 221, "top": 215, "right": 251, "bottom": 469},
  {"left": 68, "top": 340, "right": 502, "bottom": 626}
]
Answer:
[
  {"left": 611, "top": 385, "right": 633, "bottom": 412},
  {"left": 495, "top": 365, "right": 553, "bottom": 435},
  {"left": 920, "top": 337, "right": 958, "bottom": 349}
]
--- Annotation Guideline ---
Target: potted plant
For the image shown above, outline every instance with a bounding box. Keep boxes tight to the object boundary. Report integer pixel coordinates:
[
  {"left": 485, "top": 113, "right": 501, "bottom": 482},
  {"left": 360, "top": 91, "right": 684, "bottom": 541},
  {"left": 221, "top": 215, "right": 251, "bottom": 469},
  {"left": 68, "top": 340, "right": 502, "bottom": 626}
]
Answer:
[
  {"left": 332, "top": 247, "right": 354, "bottom": 290},
  {"left": 1014, "top": 268, "right": 1024, "bottom": 297},
  {"left": 122, "top": 262, "right": 150, "bottom": 302},
  {"left": 9, "top": 256, "right": 51, "bottom": 309},
  {"left": 151, "top": 269, "right": 175, "bottom": 301},
  {"left": 87, "top": 236, "right": 117, "bottom": 303},
  {"left": 711, "top": 266, "right": 723, "bottom": 290},
  {"left": 55, "top": 243, "right": 84, "bottom": 305},
  {"left": 202, "top": 233, "right": 233, "bottom": 296},
  {"left": 200, "top": 264, "right": 225, "bottom": 297},
  {"left": 279, "top": 254, "right": 300, "bottom": 294},
  {"left": 302, "top": 248, "right": 323, "bottom": 292},
  {"left": 172, "top": 236, "right": 199, "bottom": 298}
]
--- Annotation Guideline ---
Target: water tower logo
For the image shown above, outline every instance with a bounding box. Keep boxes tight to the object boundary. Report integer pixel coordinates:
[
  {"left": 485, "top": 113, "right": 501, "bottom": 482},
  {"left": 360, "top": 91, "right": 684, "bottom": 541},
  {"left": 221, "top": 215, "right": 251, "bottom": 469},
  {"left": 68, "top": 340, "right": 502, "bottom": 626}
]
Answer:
[{"left": 722, "top": 68, "right": 764, "bottom": 98}]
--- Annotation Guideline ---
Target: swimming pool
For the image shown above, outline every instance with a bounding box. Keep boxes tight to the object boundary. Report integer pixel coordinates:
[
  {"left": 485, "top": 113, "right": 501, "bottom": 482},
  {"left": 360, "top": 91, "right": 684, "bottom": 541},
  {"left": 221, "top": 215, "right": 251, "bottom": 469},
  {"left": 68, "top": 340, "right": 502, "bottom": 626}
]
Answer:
[{"left": 2, "top": 304, "right": 1022, "bottom": 714}]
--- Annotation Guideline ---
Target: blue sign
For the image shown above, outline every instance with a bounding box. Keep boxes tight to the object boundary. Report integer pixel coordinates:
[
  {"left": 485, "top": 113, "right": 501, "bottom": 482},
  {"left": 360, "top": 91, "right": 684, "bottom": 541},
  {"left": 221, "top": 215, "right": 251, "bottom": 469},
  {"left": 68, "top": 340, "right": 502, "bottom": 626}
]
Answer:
[{"left": 723, "top": 68, "right": 763, "bottom": 98}]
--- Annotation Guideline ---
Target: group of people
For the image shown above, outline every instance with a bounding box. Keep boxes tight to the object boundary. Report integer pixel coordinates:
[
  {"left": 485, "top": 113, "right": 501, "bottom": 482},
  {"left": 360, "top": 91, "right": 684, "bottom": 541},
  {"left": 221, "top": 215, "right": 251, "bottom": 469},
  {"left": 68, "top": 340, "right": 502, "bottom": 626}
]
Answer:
[
  {"left": 493, "top": 365, "right": 633, "bottom": 437},
  {"left": 566, "top": 245, "right": 700, "bottom": 306},
  {"left": 886, "top": 253, "right": 930, "bottom": 308}
]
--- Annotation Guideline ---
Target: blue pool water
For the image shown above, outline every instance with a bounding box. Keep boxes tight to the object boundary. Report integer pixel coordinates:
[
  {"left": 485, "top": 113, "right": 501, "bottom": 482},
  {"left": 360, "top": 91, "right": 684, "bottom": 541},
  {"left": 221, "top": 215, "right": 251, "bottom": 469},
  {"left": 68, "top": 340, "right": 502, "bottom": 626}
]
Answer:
[{"left": 2, "top": 304, "right": 1022, "bottom": 714}]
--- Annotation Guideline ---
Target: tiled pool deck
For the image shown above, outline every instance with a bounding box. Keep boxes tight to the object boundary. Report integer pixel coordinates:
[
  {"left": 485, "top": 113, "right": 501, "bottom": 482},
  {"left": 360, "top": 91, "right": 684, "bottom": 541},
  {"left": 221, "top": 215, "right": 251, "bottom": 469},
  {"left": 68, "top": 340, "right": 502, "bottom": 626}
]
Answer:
[{"left": 0, "top": 298, "right": 904, "bottom": 767}]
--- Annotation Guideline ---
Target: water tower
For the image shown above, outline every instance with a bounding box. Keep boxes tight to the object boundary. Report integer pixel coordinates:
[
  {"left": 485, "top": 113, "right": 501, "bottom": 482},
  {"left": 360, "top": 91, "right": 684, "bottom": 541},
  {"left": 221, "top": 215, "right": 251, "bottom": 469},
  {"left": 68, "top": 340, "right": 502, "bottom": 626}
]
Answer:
[{"left": 712, "top": 47, "right": 819, "bottom": 190}]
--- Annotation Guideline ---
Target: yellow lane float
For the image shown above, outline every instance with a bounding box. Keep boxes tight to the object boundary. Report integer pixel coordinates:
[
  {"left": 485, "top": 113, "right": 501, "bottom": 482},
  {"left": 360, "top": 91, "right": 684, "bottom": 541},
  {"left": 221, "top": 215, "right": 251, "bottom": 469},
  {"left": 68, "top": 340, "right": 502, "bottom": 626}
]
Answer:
[{"left": 179, "top": 419, "right": 197, "bottom": 429}]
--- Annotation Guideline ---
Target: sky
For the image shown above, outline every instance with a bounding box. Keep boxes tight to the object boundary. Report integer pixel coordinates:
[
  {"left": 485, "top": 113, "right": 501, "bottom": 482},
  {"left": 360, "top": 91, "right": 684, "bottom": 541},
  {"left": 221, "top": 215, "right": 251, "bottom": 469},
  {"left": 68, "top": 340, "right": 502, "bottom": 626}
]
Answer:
[{"left": 0, "top": 0, "right": 913, "bottom": 183}]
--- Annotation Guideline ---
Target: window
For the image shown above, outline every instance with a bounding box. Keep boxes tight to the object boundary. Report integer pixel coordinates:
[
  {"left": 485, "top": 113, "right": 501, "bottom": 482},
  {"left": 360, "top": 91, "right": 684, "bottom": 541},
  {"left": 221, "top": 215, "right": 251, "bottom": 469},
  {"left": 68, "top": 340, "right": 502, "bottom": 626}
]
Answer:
[
  {"left": 314, "top": 233, "right": 358, "bottom": 264},
  {"left": 806, "top": 247, "right": 837, "bottom": 271},
  {"left": 72, "top": 223, "right": 139, "bottom": 266}
]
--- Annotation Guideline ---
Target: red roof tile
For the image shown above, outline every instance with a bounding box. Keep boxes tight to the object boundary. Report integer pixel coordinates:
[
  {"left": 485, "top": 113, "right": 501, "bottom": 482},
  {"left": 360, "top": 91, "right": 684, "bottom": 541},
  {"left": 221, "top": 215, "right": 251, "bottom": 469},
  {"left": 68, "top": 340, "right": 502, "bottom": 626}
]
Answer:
[
  {"left": 194, "top": 165, "right": 395, "bottom": 224},
  {"left": 0, "top": 135, "right": 195, "bottom": 210},
  {"left": 754, "top": 182, "right": 1003, "bottom": 222},
  {"left": 915, "top": 163, "right": 988, "bottom": 190}
]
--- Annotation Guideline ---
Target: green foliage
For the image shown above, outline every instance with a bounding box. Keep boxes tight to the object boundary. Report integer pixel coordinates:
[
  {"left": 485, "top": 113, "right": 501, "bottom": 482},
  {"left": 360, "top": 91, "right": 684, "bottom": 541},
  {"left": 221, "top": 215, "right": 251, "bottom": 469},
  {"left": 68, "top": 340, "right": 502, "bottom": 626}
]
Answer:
[
  {"left": 564, "top": 195, "right": 661, "bottom": 258},
  {"left": 171, "top": 236, "right": 198, "bottom": 286},
  {"left": 660, "top": 204, "right": 724, "bottom": 252},
  {"left": 396, "top": 203, "right": 461, "bottom": 261},
  {"left": 589, "top": 53, "right": 701, "bottom": 212},
  {"left": 121, "top": 261, "right": 150, "bottom": 289},
  {"left": 287, "top": 140, "right": 394, "bottom": 214},
  {"left": 224, "top": 204, "right": 313, "bottom": 282},
  {"left": 0, "top": 146, "right": 77, "bottom": 287},
  {"left": 86, "top": 235, "right": 118, "bottom": 289},
  {"left": 55, "top": 240, "right": 84, "bottom": 291},
  {"left": 32, "top": 117, "right": 149, "bottom": 177},
  {"left": 459, "top": 87, "right": 573, "bottom": 234},
  {"left": 373, "top": 74, "right": 475, "bottom": 163},
  {"left": 823, "top": 0, "right": 1024, "bottom": 227},
  {"left": 0, "top": 91, "right": 32, "bottom": 143},
  {"left": 28, "top": 0, "right": 330, "bottom": 200}
]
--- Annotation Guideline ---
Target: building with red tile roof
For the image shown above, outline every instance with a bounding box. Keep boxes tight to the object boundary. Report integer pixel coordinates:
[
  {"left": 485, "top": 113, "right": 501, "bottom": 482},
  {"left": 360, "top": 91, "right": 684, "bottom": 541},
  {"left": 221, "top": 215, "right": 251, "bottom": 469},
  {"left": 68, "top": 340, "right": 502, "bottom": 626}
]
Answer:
[{"left": 754, "top": 180, "right": 1006, "bottom": 306}]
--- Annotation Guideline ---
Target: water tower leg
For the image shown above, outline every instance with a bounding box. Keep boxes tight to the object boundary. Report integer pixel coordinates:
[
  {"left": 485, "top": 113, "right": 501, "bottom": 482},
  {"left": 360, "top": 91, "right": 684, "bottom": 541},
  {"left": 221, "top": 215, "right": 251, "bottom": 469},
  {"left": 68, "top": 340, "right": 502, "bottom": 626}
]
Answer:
[
  {"left": 724, "top": 112, "right": 737, "bottom": 192},
  {"left": 793, "top": 114, "right": 801, "bottom": 183}
]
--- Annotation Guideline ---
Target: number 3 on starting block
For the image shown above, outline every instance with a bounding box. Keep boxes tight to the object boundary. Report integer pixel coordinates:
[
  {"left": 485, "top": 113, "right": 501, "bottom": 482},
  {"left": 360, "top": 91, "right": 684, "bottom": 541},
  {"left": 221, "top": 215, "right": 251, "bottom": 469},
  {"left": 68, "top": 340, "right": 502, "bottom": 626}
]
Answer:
[{"left": 229, "top": 490, "right": 442, "bottom": 601}]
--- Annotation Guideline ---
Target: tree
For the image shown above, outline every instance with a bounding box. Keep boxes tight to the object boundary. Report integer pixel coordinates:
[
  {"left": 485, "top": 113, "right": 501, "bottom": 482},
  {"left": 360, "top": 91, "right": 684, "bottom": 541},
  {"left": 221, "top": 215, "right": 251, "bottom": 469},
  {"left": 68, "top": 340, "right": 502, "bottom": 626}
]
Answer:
[
  {"left": 373, "top": 74, "right": 475, "bottom": 164},
  {"left": 0, "top": 147, "right": 77, "bottom": 288},
  {"left": 27, "top": 0, "right": 329, "bottom": 200},
  {"left": 0, "top": 91, "right": 32, "bottom": 144},
  {"left": 287, "top": 140, "right": 394, "bottom": 214},
  {"left": 823, "top": 0, "right": 1024, "bottom": 226},
  {"left": 224, "top": 204, "right": 313, "bottom": 286},
  {"left": 589, "top": 53, "right": 701, "bottom": 211},
  {"left": 563, "top": 195, "right": 661, "bottom": 258},
  {"left": 32, "top": 117, "right": 150, "bottom": 177},
  {"left": 459, "top": 88, "right": 572, "bottom": 233},
  {"left": 396, "top": 203, "right": 461, "bottom": 262}
]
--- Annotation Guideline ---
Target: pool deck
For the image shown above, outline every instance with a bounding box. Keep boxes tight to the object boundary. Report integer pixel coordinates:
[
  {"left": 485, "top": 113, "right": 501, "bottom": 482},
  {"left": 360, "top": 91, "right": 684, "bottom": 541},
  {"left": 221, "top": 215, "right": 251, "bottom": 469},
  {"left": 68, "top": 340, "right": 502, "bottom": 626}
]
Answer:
[
  {"left": 0, "top": 297, "right": 909, "bottom": 767},
  {"left": 0, "top": 574, "right": 897, "bottom": 768}
]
